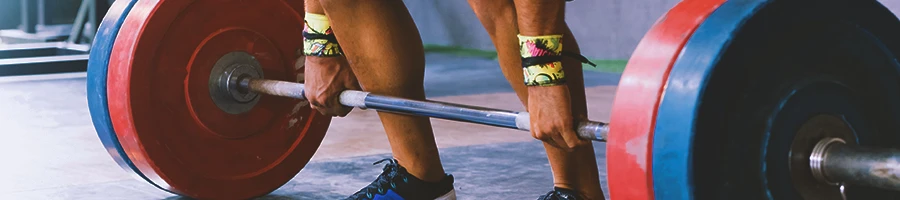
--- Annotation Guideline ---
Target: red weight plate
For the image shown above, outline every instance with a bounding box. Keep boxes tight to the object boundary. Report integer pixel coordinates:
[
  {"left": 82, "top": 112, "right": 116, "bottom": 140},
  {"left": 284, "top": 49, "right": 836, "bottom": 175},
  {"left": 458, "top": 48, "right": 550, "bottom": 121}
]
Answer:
[
  {"left": 107, "top": 0, "right": 329, "bottom": 199},
  {"left": 606, "top": 0, "right": 726, "bottom": 199}
]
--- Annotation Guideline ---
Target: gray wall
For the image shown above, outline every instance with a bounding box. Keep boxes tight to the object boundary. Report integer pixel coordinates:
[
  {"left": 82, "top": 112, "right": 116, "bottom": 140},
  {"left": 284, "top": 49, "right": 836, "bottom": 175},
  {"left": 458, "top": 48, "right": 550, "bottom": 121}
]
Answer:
[{"left": 406, "top": 0, "right": 900, "bottom": 60}]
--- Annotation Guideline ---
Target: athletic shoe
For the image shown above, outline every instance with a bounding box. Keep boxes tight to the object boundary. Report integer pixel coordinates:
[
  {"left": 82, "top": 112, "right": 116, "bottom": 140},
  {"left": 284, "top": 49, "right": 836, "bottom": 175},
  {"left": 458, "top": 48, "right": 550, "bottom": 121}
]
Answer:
[
  {"left": 537, "top": 187, "right": 583, "bottom": 200},
  {"left": 345, "top": 158, "right": 456, "bottom": 200}
]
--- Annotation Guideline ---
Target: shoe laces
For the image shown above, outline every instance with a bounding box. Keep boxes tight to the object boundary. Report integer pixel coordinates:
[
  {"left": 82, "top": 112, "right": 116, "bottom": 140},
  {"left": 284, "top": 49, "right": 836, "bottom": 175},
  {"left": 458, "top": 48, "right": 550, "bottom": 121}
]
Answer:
[
  {"left": 349, "top": 159, "right": 408, "bottom": 199},
  {"left": 539, "top": 188, "right": 580, "bottom": 200}
]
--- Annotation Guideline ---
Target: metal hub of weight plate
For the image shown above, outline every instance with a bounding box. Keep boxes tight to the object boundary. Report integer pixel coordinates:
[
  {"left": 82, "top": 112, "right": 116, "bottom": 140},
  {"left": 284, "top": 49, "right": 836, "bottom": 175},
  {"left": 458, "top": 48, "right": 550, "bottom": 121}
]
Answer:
[
  {"left": 104, "top": 0, "right": 329, "bottom": 199},
  {"left": 208, "top": 51, "right": 264, "bottom": 115},
  {"left": 789, "top": 114, "right": 858, "bottom": 199},
  {"left": 610, "top": 0, "right": 900, "bottom": 199}
]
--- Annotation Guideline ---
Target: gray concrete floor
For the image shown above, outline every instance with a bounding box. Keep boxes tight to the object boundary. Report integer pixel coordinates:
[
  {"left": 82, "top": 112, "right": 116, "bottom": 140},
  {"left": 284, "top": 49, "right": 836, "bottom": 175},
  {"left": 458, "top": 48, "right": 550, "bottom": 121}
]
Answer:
[{"left": 0, "top": 54, "right": 618, "bottom": 199}]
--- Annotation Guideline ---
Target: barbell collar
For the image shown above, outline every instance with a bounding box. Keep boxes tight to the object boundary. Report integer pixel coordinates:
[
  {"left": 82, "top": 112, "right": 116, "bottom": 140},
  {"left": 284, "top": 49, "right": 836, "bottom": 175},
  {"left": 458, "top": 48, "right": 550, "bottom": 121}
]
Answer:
[{"left": 241, "top": 78, "right": 608, "bottom": 142}]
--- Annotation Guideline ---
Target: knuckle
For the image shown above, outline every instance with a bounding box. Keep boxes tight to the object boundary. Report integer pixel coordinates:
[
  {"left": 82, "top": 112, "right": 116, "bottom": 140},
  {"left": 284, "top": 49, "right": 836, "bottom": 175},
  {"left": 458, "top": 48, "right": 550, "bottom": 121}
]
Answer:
[
  {"left": 311, "top": 98, "right": 331, "bottom": 107},
  {"left": 537, "top": 129, "right": 549, "bottom": 135},
  {"left": 536, "top": 127, "right": 551, "bottom": 134},
  {"left": 310, "top": 101, "right": 325, "bottom": 108},
  {"left": 533, "top": 132, "right": 548, "bottom": 140},
  {"left": 556, "top": 142, "right": 569, "bottom": 150},
  {"left": 306, "top": 94, "right": 319, "bottom": 102},
  {"left": 314, "top": 109, "right": 327, "bottom": 115},
  {"left": 316, "top": 100, "right": 331, "bottom": 108}
]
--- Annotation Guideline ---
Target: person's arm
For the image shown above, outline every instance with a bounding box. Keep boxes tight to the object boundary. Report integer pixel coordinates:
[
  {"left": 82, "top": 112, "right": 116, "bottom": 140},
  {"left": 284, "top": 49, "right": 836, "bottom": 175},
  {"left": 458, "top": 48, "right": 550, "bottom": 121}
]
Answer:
[
  {"left": 301, "top": 0, "right": 360, "bottom": 117},
  {"left": 513, "top": 0, "right": 588, "bottom": 150}
]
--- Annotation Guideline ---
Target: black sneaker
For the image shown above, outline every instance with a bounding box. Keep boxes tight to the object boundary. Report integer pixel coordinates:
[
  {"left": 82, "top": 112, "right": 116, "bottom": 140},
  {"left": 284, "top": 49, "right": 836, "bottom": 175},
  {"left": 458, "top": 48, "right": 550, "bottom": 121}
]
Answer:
[
  {"left": 538, "top": 187, "right": 583, "bottom": 200},
  {"left": 345, "top": 158, "right": 456, "bottom": 200}
]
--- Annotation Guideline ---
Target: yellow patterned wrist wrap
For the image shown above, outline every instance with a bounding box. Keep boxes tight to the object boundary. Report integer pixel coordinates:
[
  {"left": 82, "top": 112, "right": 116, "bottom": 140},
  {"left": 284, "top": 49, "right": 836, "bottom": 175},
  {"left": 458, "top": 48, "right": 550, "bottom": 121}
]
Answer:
[
  {"left": 518, "top": 34, "right": 566, "bottom": 86},
  {"left": 303, "top": 13, "right": 343, "bottom": 57}
]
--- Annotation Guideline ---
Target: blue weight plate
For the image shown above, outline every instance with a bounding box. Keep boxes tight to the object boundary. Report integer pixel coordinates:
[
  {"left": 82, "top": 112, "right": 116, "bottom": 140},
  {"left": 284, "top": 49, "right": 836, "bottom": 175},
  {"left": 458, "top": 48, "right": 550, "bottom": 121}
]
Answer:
[
  {"left": 86, "top": 0, "right": 168, "bottom": 192},
  {"left": 652, "top": 0, "right": 900, "bottom": 199}
]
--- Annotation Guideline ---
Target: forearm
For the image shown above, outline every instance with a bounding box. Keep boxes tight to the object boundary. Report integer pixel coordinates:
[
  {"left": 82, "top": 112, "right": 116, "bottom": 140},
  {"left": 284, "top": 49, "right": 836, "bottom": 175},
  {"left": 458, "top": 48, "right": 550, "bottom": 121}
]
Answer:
[
  {"left": 513, "top": 0, "right": 569, "bottom": 89},
  {"left": 513, "top": 0, "right": 566, "bottom": 37},
  {"left": 305, "top": 0, "right": 325, "bottom": 14}
]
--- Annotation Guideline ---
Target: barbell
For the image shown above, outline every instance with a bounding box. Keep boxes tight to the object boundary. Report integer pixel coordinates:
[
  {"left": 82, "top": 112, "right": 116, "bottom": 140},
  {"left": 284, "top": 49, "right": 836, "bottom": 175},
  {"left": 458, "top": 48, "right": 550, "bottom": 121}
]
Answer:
[
  {"left": 85, "top": 0, "right": 900, "bottom": 199},
  {"left": 229, "top": 68, "right": 608, "bottom": 142}
]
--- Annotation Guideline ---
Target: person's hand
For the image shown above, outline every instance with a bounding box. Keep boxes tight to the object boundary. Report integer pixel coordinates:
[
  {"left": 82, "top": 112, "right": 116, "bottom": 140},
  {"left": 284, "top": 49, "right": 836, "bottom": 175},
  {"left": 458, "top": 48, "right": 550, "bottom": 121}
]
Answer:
[
  {"left": 299, "top": 53, "right": 361, "bottom": 117},
  {"left": 527, "top": 85, "right": 589, "bottom": 151}
]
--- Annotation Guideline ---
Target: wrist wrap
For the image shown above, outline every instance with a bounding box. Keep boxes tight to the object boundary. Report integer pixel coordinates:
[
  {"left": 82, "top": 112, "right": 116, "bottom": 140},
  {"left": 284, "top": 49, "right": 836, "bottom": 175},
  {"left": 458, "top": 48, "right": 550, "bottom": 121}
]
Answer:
[
  {"left": 519, "top": 34, "right": 566, "bottom": 86},
  {"left": 303, "top": 13, "right": 343, "bottom": 57}
]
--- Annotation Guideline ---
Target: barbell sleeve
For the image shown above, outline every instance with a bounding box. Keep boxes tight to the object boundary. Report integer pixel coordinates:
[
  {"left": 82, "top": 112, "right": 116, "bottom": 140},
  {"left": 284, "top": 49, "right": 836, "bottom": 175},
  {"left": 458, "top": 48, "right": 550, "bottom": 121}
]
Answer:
[
  {"left": 811, "top": 138, "right": 900, "bottom": 191},
  {"left": 242, "top": 78, "right": 608, "bottom": 142}
]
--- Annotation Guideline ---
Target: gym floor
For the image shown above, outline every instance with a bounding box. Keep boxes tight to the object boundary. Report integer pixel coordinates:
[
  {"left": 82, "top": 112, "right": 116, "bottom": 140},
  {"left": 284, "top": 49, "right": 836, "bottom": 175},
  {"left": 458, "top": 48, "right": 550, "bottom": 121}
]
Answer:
[{"left": 0, "top": 53, "right": 619, "bottom": 199}]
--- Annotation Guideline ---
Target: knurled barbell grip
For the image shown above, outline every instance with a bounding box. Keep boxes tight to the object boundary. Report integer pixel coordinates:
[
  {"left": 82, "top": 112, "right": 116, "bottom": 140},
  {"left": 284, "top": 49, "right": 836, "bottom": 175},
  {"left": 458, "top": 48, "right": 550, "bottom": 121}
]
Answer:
[{"left": 242, "top": 78, "right": 608, "bottom": 142}]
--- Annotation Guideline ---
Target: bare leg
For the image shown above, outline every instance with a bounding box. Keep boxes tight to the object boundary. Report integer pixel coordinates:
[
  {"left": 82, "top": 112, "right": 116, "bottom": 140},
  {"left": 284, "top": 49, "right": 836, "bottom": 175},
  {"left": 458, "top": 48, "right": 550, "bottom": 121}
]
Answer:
[
  {"left": 468, "top": 0, "right": 604, "bottom": 199},
  {"left": 316, "top": 0, "right": 446, "bottom": 182}
]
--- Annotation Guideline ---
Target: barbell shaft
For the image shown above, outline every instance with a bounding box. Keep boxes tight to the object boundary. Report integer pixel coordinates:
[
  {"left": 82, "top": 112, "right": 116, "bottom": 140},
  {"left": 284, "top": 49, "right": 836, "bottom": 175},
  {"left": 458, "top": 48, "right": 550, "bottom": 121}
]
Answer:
[
  {"left": 241, "top": 78, "right": 608, "bottom": 142},
  {"left": 818, "top": 142, "right": 900, "bottom": 191}
]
